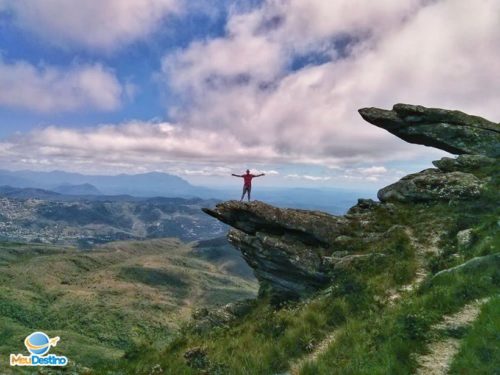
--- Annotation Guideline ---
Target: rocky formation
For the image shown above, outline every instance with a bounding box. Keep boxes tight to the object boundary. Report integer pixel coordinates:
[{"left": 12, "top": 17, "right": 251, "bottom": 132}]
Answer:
[
  {"left": 377, "top": 168, "right": 482, "bottom": 203},
  {"left": 203, "top": 199, "right": 404, "bottom": 300},
  {"left": 432, "top": 154, "right": 496, "bottom": 173},
  {"left": 358, "top": 103, "right": 500, "bottom": 157},
  {"left": 431, "top": 253, "right": 500, "bottom": 283},
  {"left": 202, "top": 202, "right": 350, "bottom": 300},
  {"left": 365, "top": 104, "right": 499, "bottom": 203},
  {"left": 203, "top": 104, "right": 499, "bottom": 301}
]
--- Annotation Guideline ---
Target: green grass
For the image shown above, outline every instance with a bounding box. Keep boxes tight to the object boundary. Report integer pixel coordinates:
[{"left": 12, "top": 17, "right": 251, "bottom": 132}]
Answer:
[
  {"left": 113, "top": 295, "right": 352, "bottom": 374},
  {"left": 301, "top": 256, "right": 499, "bottom": 375},
  {"left": 107, "top": 162, "right": 499, "bottom": 375},
  {"left": 1, "top": 161, "right": 497, "bottom": 374},
  {"left": 115, "top": 260, "right": 499, "bottom": 375},
  {"left": 119, "top": 266, "right": 190, "bottom": 297},
  {"left": 448, "top": 296, "right": 500, "bottom": 375},
  {"left": 0, "top": 239, "right": 257, "bottom": 371}
]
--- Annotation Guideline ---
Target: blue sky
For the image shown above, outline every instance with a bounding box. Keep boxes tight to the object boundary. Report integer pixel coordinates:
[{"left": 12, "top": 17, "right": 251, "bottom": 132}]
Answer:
[
  {"left": 0, "top": 1, "right": 230, "bottom": 135},
  {"left": 0, "top": 0, "right": 498, "bottom": 188}
]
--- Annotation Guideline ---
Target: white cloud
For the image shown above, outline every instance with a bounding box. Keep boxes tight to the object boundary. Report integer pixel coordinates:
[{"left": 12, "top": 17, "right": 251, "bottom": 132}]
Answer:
[
  {"left": 286, "top": 174, "right": 331, "bottom": 182},
  {"left": 171, "top": 167, "right": 279, "bottom": 177},
  {"left": 163, "top": 33, "right": 283, "bottom": 94},
  {"left": 175, "top": 166, "right": 232, "bottom": 177},
  {"left": 356, "top": 166, "right": 388, "bottom": 175},
  {"left": 341, "top": 165, "right": 408, "bottom": 183},
  {"left": 2, "top": 0, "right": 499, "bottom": 179},
  {"left": 0, "top": 121, "right": 284, "bottom": 173},
  {"left": 160, "top": 0, "right": 499, "bottom": 169},
  {"left": 1, "top": 0, "right": 181, "bottom": 50},
  {"left": 255, "top": 170, "right": 279, "bottom": 176},
  {"left": 0, "top": 60, "right": 123, "bottom": 112},
  {"left": 245, "top": 0, "right": 423, "bottom": 51}
]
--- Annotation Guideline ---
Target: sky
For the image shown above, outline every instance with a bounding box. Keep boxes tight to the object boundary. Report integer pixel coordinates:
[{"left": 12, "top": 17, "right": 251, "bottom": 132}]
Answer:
[{"left": 0, "top": 0, "right": 499, "bottom": 188}]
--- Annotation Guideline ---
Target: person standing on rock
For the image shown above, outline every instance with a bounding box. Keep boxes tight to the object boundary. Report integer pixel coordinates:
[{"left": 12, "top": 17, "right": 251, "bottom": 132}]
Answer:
[{"left": 232, "top": 169, "right": 265, "bottom": 202}]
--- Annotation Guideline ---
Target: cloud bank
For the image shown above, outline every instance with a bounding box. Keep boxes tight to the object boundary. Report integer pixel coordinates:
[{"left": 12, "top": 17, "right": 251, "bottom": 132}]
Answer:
[
  {"left": 2, "top": 0, "right": 500, "bottom": 183},
  {"left": 1, "top": 0, "right": 181, "bottom": 50},
  {"left": 0, "top": 60, "right": 124, "bottom": 112},
  {"left": 162, "top": 0, "right": 500, "bottom": 166}
]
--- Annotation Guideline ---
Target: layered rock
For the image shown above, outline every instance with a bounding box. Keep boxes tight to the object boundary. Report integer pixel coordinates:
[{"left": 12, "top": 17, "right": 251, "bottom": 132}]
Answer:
[
  {"left": 202, "top": 104, "right": 498, "bottom": 301},
  {"left": 202, "top": 201, "right": 351, "bottom": 300},
  {"left": 377, "top": 168, "right": 482, "bottom": 203},
  {"left": 432, "top": 154, "right": 496, "bottom": 173},
  {"left": 358, "top": 103, "right": 500, "bottom": 157},
  {"left": 360, "top": 104, "right": 499, "bottom": 203}
]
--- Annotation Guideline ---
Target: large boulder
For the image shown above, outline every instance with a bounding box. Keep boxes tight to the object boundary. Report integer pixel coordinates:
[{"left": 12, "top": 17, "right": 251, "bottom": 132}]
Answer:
[
  {"left": 359, "top": 104, "right": 500, "bottom": 157},
  {"left": 202, "top": 201, "right": 352, "bottom": 300},
  {"left": 378, "top": 168, "right": 482, "bottom": 203},
  {"left": 202, "top": 200, "right": 348, "bottom": 246},
  {"left": 227, "top": 229, "right": 331, "bottom": 300},
  {"left": 430, "top": 253, "right": 500, "bottom": 284},
  {"left": 432, "top": 154, "right": 496, "bottom": 173}
]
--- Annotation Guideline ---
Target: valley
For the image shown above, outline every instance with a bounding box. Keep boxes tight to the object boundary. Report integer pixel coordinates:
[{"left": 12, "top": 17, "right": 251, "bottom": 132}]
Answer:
[
  {"left": 0, "top": 239, "right": 257, "bottom": 371},
  {"left": 0, "top": 193, "right": 225, "bottom": 247}
]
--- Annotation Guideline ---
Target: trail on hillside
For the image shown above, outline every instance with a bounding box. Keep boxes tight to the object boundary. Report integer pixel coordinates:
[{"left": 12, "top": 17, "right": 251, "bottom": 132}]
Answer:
[
  {"left": 288, "top": 328, "right": 342, "bottom": 375},
  {"left": 388, "top": 226, "right": 441, "bottom": 303},
  {"left": 415, "top": 298, "right": 489, "bottom": 375},
  {"left": 289, "top": 225, "right": 443, "bottom": 374}
]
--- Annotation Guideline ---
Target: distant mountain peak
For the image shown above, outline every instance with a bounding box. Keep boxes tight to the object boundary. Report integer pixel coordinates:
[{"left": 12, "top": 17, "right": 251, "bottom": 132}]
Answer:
[{"left": 53, "top": 183, "right": 102, "bottom": 196}]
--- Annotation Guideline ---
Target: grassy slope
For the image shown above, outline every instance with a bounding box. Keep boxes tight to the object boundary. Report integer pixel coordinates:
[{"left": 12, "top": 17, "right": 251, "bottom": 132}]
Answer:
[
  {"left": 301, "top": 164, "right": 500, "bottom": 374},
  {"left": 111, "top": 164, "right": 499, "bottom": 375},
  {"left": 449, "top": 296, "right": 500, "bottom": 374},
  {"left": 0, "top": 239, "right": 257, "bottom": 372}
]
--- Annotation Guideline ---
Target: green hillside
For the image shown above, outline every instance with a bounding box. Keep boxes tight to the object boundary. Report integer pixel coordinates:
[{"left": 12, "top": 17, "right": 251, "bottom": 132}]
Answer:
[
  {"left": 0, "top": 239, "right": 257, "bottom": 372},
  {"left": 108, "top": 158, "right": 499, "bottom": 375}
]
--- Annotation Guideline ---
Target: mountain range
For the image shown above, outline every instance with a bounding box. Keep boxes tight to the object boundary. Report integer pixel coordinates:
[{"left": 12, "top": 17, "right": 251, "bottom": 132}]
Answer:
[
  {"left": 0, "top": 169, "right": 209, "bottom": 198},
  {"left": 0, "top": 169, "right": 371, "bottom": 214}
]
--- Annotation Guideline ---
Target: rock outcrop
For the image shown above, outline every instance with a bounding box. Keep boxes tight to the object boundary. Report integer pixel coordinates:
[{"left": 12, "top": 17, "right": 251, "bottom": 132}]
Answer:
[
  {"left": 358, "top": 103, "right": 500, "bottom": 157},
  {"left": 377, "top": 168, "right": 482, "bottom": 203},
  {"left": 203, "top": 104, "right": 499, "bottom": 301},
  {"left": 202, "top": 201, "right": 350, "bottom": 300},
  {"left": 361, "top": 104, "right": 499, "bottom": 203},
  {"left": 432, "top": 154, "right": 496, "bottom": 173},
  {"left": 203, "top": 199, "right": 407, "bottom": 301}
]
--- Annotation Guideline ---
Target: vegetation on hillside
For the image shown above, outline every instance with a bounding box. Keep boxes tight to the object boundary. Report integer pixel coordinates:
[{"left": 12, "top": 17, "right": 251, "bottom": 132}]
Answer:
[
  {"left": 0, "top": 239, "right": 257, "bottom": 372},
  {"left": 108, "top": 162, "right": 499, "bottom": 375}
]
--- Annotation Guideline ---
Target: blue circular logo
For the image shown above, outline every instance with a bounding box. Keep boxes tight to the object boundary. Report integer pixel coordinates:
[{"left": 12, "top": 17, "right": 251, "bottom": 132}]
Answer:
[{"left": 25, "top": 332, "right": 51, "bottom": 356}]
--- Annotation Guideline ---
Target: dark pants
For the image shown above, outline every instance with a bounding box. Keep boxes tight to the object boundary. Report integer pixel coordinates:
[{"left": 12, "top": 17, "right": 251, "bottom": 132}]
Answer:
[{"left": 241, "top": 185, "right": 251, "bottom": 201}]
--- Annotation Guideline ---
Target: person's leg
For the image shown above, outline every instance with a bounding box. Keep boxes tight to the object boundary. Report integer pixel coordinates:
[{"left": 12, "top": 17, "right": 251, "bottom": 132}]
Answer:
[
  {"left": 240, "top": 186, "right": 246, "bottom": 201},
  {"left": 247, "top": 186, "right": 251, "bottom": 201}
]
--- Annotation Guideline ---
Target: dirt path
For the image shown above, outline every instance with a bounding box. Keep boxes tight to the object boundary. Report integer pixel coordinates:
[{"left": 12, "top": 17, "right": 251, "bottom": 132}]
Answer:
[
  {"left": 415, "top": 298, "right": 488, "bottom": 375},
  {"left": 388, "top": 227, "right": 441, "bottom": 303},
  {"left": 288, "top": 226, "right": 442, "bottom": 374},
  {"left": 288, "top": 329, "right": 342, "bottom": 375}
]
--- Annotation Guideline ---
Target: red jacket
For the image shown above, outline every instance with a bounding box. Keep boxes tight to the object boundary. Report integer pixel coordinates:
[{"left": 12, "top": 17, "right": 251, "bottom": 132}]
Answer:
[{"left": 243, "top": 174, "right": 254, "bottom": 187}]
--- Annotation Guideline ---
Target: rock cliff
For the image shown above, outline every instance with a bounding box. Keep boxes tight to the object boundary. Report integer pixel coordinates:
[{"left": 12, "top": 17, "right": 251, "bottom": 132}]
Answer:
[
  {"left": 203, "top": 202, "right": 350, "bottom": 299},
  {"left": 203, "top": 104, "right": 499, "bottom": 301},
  {"left": 358, "top": 103, "right": 500, "bottom": 157}
]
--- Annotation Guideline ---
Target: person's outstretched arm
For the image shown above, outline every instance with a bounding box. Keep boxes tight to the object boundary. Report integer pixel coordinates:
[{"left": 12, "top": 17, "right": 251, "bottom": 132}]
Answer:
[
  {"left": 254, "top": 173, "right": 265, "bottom": 177},
  {"left": 231, "top": 174, "right": 243, "bottom": 177}
]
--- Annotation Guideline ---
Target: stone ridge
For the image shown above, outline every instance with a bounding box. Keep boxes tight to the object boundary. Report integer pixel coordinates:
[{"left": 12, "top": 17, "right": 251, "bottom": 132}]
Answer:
[
  {"left": 202, "top": 201, "right": 348, "bottom": 246},
  {"left": 203, "top": 201, "right": 355, "bottom": 300},
  {"left": 358, "top": 103, "right": 500, "bottom": 157},
  {"left": 203, "top": 104, "right": 498, "bottom": 301},
  {"left": 377, "top": 168, "right": 482, "bottom": 203}
]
